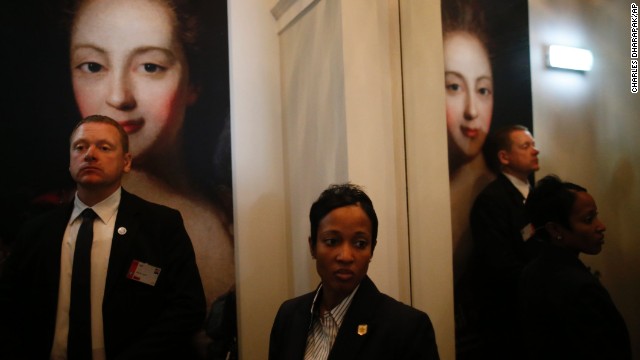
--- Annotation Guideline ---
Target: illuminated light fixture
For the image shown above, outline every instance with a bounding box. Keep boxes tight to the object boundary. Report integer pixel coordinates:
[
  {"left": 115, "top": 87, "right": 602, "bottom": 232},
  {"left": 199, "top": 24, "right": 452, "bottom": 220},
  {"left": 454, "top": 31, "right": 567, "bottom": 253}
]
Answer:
[{"left": 546, "top": 45, "right": 594, "bottom": 71}]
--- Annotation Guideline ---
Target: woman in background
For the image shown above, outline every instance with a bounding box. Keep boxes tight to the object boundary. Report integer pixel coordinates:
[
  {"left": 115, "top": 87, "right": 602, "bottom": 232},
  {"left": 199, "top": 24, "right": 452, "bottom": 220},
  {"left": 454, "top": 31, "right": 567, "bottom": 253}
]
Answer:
[
  {"left": 68, "top": 0, "right": 234, "bottom": 318},
  {"left": 521, "top": 175, "right": 631, "bottom": 359}
]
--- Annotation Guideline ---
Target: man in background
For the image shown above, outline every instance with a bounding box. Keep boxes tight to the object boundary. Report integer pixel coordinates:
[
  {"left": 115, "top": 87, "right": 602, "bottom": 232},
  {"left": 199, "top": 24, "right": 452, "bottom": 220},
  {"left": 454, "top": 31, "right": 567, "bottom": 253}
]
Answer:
[
  {"left": 0, "top": 115, "right": 205, "bottom": 359},
  {"left": 469, "top": 124, "right": 541, "bottom": 358}
]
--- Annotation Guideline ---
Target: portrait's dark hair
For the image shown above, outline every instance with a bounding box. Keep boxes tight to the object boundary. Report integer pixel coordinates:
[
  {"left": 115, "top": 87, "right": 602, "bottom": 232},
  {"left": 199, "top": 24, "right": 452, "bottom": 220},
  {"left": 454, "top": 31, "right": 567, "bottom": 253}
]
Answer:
[
  {"left": 483, "top": 124, "right": 530, "bottom": 173},
  {"left": 309, "top": 183, "right": 379, "bottom": 253},
  {"left": 70, "top": 114, "right": 129, "bottom": 153},
  {"left": 441, "top": 0, "right": 491, "bottom": 54},
  {"left": 525, "top": 174, "right": 587, "bottom": 239}
]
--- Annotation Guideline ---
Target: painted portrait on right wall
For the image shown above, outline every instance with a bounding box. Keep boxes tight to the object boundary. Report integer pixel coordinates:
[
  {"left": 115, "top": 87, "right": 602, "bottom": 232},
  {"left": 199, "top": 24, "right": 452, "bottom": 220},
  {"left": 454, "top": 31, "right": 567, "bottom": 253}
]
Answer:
[{"left": 441, "top": 0, "right": 534, "bottom": 357}]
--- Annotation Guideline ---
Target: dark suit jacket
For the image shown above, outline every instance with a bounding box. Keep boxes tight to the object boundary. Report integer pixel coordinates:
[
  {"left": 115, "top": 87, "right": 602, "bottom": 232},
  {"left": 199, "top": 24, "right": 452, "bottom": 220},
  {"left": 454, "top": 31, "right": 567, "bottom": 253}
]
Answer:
[
  {"left": 467, "top": 173, "right": 541, "bottom": 357},
  {"left": 519, "top": 243, "right": 631, "bottom": 360},
  {"left": 470, "top": 173, "right": 540, "bottom": 284},
  {"left": 268, "top": 276, "right": 439, "bottom": 360},
  {"left": 0, "top": 189, "right": 206, "bottom": 359}
]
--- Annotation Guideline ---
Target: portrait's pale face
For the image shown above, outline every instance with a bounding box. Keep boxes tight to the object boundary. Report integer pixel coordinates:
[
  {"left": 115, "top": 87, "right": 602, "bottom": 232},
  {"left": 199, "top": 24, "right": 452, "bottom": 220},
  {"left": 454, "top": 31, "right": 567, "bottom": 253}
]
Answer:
[
  {"left": 70, "top": 0, "right": 197, "bottom": 164},
  {"left": 444, "top": 31, "right": 493, "bottom": 167},
  {"left": 311, "top": 205, "right": 373, "bottom": 306}
]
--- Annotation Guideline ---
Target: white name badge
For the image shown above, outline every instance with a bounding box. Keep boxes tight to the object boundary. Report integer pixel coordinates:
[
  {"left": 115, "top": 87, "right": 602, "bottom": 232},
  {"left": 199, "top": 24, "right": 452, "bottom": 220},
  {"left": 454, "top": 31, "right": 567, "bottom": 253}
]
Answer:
[
  {"left": 127, "top": 260, "right": 161, "bottom": 286},
  {"left": 520, "top": 223, "right": 535, "bottom": 242}
]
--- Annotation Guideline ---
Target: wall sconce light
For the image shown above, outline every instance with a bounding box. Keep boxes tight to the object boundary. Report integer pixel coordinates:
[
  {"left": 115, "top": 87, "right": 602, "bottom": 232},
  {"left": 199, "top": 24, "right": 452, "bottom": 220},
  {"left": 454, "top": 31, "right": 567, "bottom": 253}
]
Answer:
[{"left": 546, "top": 45, "right": 594, "bottom": 71}]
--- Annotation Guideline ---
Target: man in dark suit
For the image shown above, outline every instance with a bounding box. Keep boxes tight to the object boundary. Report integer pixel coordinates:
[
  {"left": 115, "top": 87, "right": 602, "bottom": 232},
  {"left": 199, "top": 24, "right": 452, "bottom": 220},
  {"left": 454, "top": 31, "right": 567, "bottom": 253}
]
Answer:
[
  {"left": 468, "top": 125, "right": 541, "bottom": 358},
  {"left": 269, "top": 183, "right": 439, "bottom": 360},
  {"left": 0, "top": 115, "right": 206, "bottom": 359}
]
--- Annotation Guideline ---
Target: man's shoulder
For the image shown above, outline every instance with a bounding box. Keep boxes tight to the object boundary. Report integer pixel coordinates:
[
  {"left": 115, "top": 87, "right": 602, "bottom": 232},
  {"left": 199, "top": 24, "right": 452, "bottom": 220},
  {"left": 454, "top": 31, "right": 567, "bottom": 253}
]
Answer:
[
  {"left": 474, "top": 175, "right": 513, "bottom": 203},
  {"left": 120, "top": 189, "right": 181, "bottom": 217}
]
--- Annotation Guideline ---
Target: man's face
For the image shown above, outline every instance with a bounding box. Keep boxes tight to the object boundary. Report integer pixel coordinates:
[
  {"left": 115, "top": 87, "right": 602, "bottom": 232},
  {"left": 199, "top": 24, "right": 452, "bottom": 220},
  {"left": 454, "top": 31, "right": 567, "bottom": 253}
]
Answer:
[
  {"left": 69, "top": 122, "right": 132, "bottom": 193},
  {"left": 311, "top": 205, "right": 373, "bottom": 304},
  {"left": 500, "top": 130, "right": 540, "bottom": 180}
]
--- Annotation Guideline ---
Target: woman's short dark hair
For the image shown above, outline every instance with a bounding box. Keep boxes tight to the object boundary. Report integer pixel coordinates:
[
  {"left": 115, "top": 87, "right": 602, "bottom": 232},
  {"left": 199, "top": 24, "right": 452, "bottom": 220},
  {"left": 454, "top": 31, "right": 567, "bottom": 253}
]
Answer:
[
  {"left": 309, "top": 183, "right": 379, "bottom": 253},
  {"left": 526, "top": 174, "right": 587, "bottom": 239}
]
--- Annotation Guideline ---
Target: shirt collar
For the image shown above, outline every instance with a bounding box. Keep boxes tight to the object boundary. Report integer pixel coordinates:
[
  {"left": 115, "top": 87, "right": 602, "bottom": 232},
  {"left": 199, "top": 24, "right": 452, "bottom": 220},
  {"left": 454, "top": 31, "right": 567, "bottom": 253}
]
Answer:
[
  {"left": 502, "top": 172, "right": 531, "bottom": 200},
  {"left": 70, "top": 187, "right": 122, "bottom": 225},
  {"left": 309, "top": 283, "right": 360, "bottom": 329}
]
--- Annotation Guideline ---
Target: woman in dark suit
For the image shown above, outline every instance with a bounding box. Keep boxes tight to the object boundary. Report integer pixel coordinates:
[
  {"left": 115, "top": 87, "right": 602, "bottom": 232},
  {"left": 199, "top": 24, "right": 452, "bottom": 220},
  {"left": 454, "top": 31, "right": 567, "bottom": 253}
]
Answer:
[
  {"left": 269, "top": 183, "right": 439, "bottom": 360},
  {"left": 520, "top": 175, "right": 631, "bottom": 359}
]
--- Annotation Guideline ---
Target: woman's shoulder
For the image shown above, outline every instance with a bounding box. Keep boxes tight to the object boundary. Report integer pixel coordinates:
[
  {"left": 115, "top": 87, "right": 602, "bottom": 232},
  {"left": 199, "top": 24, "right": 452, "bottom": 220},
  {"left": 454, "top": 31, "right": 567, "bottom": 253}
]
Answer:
[{"left": 371, "top": 292, "right": 433, "bottom": 329}]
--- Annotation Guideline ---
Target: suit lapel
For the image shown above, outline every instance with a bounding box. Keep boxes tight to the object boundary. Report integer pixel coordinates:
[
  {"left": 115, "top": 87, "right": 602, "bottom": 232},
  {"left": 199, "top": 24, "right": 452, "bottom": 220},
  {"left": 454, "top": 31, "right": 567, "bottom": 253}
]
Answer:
[
  {"left": 499, "top": 173, "right": 526, "bottom": 204},
  {"left": 104, "top": 190, "right": 139, "bottom": 297},
  {"left": 328, "top": 276, "right": 380, "bottom": 360},
  {"left": 289, "top": 294, "right": 315, "bottom": 359}
]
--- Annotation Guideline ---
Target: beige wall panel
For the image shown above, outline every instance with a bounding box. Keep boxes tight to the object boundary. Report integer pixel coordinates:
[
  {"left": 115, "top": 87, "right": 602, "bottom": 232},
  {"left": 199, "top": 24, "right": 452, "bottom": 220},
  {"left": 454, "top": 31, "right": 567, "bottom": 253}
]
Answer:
[
  {"left": 399, "top": 1, "right": 456, "bottom": 359},
  {"left": 228, "top": 0, "right": 289, "bottom": 358}
]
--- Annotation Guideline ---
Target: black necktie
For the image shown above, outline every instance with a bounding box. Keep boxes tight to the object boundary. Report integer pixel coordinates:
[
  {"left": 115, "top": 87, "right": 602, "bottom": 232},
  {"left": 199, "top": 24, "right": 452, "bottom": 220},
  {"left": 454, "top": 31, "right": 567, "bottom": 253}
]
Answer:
[{"left": 68, "top": 208, "right": 98, "bottom": 360}]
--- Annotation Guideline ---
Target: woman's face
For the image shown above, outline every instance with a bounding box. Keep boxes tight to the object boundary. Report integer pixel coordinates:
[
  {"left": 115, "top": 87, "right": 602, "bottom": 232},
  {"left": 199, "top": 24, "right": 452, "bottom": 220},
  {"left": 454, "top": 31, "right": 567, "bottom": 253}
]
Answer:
[
  {"left": 70, "top": 0, "right": 197, "bottom": 163},
  {"left": 559, "top": 191, "right": 607, "bottom": 255},
  {"left": 444, "top": 31, "right": 493, "bottom": 166},
  {"left": 311, "top": 205, "right": 373, "bottom": 303}
]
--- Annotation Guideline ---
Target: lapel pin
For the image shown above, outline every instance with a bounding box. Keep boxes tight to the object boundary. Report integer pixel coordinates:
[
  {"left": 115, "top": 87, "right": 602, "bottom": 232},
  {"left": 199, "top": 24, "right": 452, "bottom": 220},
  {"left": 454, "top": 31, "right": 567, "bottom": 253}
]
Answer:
[
  {"left": 357, "top": 324, "right": 368, "bottom": 336},
  {"left": 118, "top": 227, "right": 127, "bottom": 235}
]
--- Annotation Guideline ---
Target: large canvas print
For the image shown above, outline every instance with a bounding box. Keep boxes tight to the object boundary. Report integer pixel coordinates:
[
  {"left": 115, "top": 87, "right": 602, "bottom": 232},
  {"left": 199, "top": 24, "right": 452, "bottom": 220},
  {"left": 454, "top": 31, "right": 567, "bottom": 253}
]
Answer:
[
  {"left": 0, "top": 0, "right": 234, "bottom": 357},
  {"left": 440, "top": 0, "right": 533, "bottom": 357}
]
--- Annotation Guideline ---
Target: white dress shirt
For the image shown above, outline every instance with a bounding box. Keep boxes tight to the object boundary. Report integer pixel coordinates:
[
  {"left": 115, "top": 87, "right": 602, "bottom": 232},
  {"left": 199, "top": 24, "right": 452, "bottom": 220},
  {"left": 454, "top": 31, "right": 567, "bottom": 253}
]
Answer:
[
  {"left": 50, "top": 188, "right": 121, "bottom": 360},
  {"left": 304, "top": 284, "right": 360, "bottom": 360}
]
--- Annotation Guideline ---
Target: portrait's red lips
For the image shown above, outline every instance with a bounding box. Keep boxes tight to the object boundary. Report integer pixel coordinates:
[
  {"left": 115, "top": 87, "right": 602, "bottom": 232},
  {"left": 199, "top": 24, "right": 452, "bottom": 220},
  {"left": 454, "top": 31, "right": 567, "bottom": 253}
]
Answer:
[
  {"left": 461, "top": 127, "right": 479, "bottom": 138},
  {"left": 118, "top": 119, "right": 144, "bottom": 134}
]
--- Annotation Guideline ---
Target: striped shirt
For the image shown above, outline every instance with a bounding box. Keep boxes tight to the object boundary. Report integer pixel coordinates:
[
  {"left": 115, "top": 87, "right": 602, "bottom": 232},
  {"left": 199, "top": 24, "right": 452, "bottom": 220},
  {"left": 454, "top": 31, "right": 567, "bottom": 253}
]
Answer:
[{"left": 304, "top": 284, "right": 359, "bottom": 360}]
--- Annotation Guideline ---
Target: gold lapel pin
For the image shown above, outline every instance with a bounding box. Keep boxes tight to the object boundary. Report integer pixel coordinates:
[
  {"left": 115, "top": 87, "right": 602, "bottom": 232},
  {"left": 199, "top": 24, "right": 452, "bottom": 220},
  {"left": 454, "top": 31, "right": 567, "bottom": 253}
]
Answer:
[{"left": 357, "top": 324, "right": 368, "bottom": 336}]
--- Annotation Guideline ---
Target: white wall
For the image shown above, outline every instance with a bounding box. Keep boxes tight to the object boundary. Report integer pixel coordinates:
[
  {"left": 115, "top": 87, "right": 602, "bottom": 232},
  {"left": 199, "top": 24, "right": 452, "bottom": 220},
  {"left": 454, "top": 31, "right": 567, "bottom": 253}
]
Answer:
[
  {"left": 279, "top": 0, "right": 351, "bottom": 296},
  {"left": 529, "top": 1, "right": 640, "bottom": 357},
  {"left": 228, "top": 0, "right": 288, "bottom": 359},
  {"left": 277, "top": 0, "right": 411, "bottom": 304}
]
